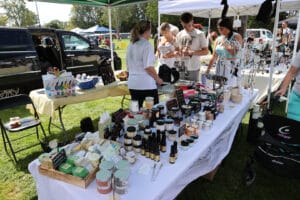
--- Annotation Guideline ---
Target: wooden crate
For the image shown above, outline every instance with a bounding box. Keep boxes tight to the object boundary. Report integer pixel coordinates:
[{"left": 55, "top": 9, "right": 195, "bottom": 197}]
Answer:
[{"left": 38, "top": 165, "right": 98, "bottom": 188}]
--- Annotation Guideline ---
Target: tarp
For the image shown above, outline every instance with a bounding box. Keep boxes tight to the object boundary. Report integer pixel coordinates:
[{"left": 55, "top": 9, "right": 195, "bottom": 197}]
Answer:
[
  {"left": 70, "top": 27, "right": 85, "bottom": 33},
  {"left": 83, "top": 25, "right": 115, "bottom": 33},
  {"left": 34, "top": 0, "right": 150, "bottom": 7},
  {"left": 159, "top": 0, "right": 300, "bottom": 18}
]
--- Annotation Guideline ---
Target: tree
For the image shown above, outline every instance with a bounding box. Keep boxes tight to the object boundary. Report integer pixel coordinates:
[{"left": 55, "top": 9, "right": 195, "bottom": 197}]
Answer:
[
  {"left": 145, "top": 1, "right": 158, "bottom": 33},
  {"left": 44, "top": 20, "right": 66, "bottom": 29},
  {"left": 0, "top": 15, "right": 8, "bottom": 26},
  {"left": 1, "top": 0, "right": 37, "bottom": 27},
  {"left": 70, "top": 5, "right": 104, "bottom": 29}
]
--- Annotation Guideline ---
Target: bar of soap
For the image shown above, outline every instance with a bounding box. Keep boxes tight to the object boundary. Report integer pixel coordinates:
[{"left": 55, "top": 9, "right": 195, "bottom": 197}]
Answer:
[
  {"left": 59, "top": 163, "right": 74, "bottom": 174},
  {"left": 66, "top": 155, "right": 80, "bottom": 165},
  {"left": 72, "top": 166, "right": 89, "bottom": 178}
]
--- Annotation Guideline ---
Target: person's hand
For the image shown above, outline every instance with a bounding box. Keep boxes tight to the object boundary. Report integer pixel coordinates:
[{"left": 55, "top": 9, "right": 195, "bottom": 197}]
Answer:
[
  {"left": 163, "top": 52, "right": 174, "bottom": 59},
  {"left": 156, "top": 78, "right": 163, "bottom": 86},
  {"left": 275, "top": 88, "right": 286, "bottom": 96},
  {"left": 173, "top": 51, "right": 181, "bottom": 57}
]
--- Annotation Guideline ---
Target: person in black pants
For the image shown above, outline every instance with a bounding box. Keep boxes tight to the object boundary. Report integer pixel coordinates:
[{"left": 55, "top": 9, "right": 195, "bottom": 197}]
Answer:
[{"left": 126, "top": 20, "right": 163, "bottom": 108}]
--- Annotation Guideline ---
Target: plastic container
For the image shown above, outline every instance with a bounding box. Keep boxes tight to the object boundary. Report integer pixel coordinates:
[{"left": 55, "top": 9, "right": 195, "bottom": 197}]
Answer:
[
  {"left": 116, "top": 160, "right": 130, "bottom": 171},
  {"left": 99, "top": 160, "right": 114, "bottom": 172},
  {"left": 72, "top": 166, "right": 89, "bottom": 178},
  {"left": 96, "top": 169, "right": 112, "bottom": 194}
]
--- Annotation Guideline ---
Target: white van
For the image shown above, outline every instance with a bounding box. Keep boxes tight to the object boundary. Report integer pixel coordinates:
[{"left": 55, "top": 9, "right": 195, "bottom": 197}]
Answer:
[{"left": 246, "top": 29, "right": 273, "bottom": 46}]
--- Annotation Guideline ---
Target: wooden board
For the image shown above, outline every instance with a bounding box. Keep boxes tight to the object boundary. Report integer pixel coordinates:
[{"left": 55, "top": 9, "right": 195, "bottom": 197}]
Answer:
[{"left": 38, "top": 165, "right": 98, "bottom": 188}]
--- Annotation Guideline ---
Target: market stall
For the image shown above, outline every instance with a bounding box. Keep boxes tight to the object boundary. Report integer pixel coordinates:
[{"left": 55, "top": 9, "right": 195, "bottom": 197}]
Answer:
[
  {"left": 29, "top": 81, "right": 129, "bottom": 133},
  {"left": 29, "top": 88, "right": 258, "bottom": 200}
]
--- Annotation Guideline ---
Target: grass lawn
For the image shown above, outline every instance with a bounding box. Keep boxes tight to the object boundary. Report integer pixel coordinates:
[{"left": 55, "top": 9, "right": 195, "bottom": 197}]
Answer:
[{"left": 0, "top": 41, "right": 299, "bottom": 199}]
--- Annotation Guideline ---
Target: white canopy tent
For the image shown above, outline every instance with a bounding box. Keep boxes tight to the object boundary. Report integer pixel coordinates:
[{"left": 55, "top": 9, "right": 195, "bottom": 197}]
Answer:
[
  {"left": 159, "top": 0, "right": 300, "bottom": 18},
  {"left": 159, "top": 0, "right": 300, "bottom": 108}
]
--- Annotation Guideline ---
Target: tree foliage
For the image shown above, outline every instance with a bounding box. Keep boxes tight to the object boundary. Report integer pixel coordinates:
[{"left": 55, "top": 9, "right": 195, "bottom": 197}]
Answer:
[
  {"left": 70, "top": 5, "right": 104, "bottom": 29},
  {"left": 44, "top": 20, "right": 67, "bottom": 29},
  {"left": 0, "top": 15, "right": 8, "bottom": 26},
  {"left": 1, "top": 0, "right": 37, "bottom": 27}
]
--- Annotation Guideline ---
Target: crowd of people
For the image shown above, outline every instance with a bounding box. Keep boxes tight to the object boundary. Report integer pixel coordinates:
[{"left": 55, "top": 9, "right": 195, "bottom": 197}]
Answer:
[{"left": 125, "top": 12, "right": 300, "bottom": 121}]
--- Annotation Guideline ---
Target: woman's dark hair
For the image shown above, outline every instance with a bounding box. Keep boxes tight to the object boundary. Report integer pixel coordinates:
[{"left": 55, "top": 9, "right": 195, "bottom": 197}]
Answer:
[
  {"left": 217, "top": 17, "right": 233, "bottom": 38},
  {"left": 180, "top": 12, "right": 193, "bottom": 23},
  {"left": 130, "top": 20, "right": 151, "bottom": 43},
  {"left": 277, "top": 27, "right": 283, "bottom": 36}
]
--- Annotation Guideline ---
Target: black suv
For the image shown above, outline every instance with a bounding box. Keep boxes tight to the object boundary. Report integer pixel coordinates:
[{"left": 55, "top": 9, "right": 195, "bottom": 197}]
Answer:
[{"left": 0, "top": 27, "right": 122, "bottom": 96}]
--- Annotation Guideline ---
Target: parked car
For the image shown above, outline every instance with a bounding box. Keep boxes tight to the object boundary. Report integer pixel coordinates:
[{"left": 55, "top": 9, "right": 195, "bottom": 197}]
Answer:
[
  {"left": 0, "top": 27, "right": 122, "bottom": 96},
  {"left": 246, "top": 28, "right": 273, "bottom": 46}
]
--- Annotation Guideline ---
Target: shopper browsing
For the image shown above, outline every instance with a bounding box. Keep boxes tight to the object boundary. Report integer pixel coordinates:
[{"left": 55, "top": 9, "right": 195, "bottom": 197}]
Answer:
[
  {"left": 206, "top": 18, "right": 243, "bottom": 87},
  {"left": 126, "top": 20, "right": 163, "bottom": 108},
  {"left": 176, "top": 12, "right": 209, "bottom": 82}
]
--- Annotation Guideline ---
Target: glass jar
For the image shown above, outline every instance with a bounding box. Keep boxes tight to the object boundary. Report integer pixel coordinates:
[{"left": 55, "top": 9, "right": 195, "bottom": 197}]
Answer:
[
  {"left": 165, "top": 119, "right": 174, "bottom": 131},
  {"left": 145, "top": 96, "right": 154, "bottom": 110},
  {"left": 126, "top": 126, "right": 137, "bottom": 138},
  {"left": 114, "top": 169, "right": 130, "bottom": 194},
  {"left": 99, "top": 160, "right": 114, "bottom": 172},
  {"left": 133, "top": 135, "right": 142, "bottom": 146},
  {"left": 181, "top": 104, "right": 192, "bottom": 117},
  {"left": 168, "top": 130, "right": 177, "bottom": 141},
  {"left": 170, "top": 107, "right": 180, "bottom": 118},
  {"left": 96, "top": 169, "right": 112, "bottom": 194},
  {"left": 156, "top": 119, "right": 165, "bottom": 132}
]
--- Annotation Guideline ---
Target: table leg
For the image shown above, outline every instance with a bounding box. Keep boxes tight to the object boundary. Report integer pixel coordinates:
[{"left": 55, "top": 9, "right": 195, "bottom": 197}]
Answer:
[
  {"left": 58, "top": 106, "right": 67, "bottom": 134},
  {"left": 47, "top": 106, "right": 67, "bottom": 134}
]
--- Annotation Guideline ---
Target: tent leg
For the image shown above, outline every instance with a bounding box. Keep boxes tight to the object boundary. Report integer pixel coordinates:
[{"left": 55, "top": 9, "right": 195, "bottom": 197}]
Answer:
[
  {"left": 108, "top": 6, "right": 114, "bottom": 71},
  {"left": 267, "top": 0, "right": 280, "bottom": 109}
]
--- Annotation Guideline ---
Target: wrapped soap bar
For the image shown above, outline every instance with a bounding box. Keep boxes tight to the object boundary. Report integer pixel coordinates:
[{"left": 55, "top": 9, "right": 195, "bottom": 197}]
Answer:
[
  {"left": 66, "top": 155, "right": 80, "bottom": 165},
  {"left": 59, "top": 163, "right": 74, "bottom": 174},
  {"left": 72, "top": 166, "right": 89, "bottom": 178}
]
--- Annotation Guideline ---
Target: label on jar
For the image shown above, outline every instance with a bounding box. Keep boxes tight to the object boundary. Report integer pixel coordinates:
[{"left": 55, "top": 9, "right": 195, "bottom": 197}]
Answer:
[{"left": 169, "top": 156, "right": 176, "bottom": 164}]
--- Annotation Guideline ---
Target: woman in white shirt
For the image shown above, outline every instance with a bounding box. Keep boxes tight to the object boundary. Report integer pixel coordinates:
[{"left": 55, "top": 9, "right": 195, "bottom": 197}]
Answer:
[{"left": 126, "top": 20, "right": 163, "bottom": 108}]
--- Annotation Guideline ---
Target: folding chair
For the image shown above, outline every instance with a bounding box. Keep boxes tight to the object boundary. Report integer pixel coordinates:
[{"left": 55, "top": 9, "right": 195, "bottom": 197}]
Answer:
[{"left": 0, "top": 94, "right": 47, "bottom": 162}]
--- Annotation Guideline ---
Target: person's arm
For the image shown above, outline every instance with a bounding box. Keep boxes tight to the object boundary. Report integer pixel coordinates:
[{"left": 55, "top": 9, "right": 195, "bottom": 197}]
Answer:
[
  {"left": 225, "top": 34, "right": 243, "bottom": 56},
  {"left": 206, "top": 51, "right": 218, "bottom": 74},
  {"left": 275, "top": 66, "right": 299, "bottom": 96},
  {"left": 145, "top": 67, "right": 163, "bottom": 85}
]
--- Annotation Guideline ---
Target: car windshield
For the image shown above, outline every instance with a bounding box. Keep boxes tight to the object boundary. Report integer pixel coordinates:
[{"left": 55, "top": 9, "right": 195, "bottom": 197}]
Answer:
[{"left": 266, "top": 31, "right": 273, "bottom": 38}]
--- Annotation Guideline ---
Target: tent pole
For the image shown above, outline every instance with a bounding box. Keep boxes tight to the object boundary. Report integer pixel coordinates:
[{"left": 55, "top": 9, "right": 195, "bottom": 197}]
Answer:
[
  {"left": 267, "top": 0, "right": 281, "bottom": 109},
  {"left": 208, "top": 10, "right": 211, "bottom": 35},
  {"left": 108, "top": 6, "right": 114, "bottom": 70},
  {"left": 285, "top": 12, "right": 300, "bottom": 113}
]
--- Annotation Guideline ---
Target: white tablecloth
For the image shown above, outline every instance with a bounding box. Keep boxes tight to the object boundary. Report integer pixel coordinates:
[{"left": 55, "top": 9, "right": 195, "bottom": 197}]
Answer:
[{"left": 28, "top": 89, "right": 257, "bottom": 200}]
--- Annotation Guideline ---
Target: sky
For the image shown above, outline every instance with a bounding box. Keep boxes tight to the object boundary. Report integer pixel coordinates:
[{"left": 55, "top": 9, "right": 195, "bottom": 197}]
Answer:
[{"left": 26, "top": 1, "right": 72, "bottom": 24}]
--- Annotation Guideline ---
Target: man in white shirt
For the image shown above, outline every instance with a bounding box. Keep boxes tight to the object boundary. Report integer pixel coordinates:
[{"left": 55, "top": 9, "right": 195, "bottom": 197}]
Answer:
[{"left": 176, "top": 12, "right": 209, "bottom": 82}]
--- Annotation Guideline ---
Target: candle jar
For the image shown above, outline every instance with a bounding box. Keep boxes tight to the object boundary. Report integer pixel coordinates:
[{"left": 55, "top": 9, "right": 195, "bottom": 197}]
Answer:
[
  {"left": 198, "top": 111, "right": 206, "bottom": 121},
  {"left": 124, "top": 144, "right": 133, "bottom": 151},
  {"left": 170, "top": 107, "right": 180, "bottom": 118},
  {"left": 168, "top": 130, "right": 177, "bottom": 141},
  {"left": 124, "top": 134, "right": 132, "bottom": 145},
  {"left": 99, "top": 160, "right": 114, "bottom": 172},
  {"left": 115, "top": 160, "right": 130, "bottom": 171},
  {"left": 181, "top": 105, "right": 192, "bottom": 117},
  {"left": 130, "top": 100, "right": 139, "bottom": 113},
  {"left": 165, "top": 119, "right": 174, "bottom": 131},
  {"left": 156, "top": 119, "right": 165, "bottom": 132},
  {"left": 145, "top": 96, "right": 154, "bottom": 110},
  {"left": 180, "top": 140, "right": 189, "bottom": 151},
  {"left": 157, "top": 105, "right": 165, "bottom": 117},
  {"left": 133, "top": 145, "right": 141, "bottom": 153},
  {"left": 114, "top": 169, "right": 130, "bottom": 194},
  {"left": 186, "top": 138, "right": 194, "bottom": 147},
  {"left": 96, "top": 169, "right": 112, "bottom": 194},
  {"left": 126, "top": 126, "right": 137, "bottom": 138},
  {"left": 133, "top": 135, "right": 142, "bottom": 146}
]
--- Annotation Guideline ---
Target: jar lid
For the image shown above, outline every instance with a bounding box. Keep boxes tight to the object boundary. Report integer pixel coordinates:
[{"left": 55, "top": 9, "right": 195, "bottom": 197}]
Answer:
[
  {"left": 124, "top": 143, "right": 132, "bottom": 147},
  {"left": 186, "top": 138, "right": 194, "bottom": 143},
  {"left": 116, "top": 160, "right": 130, "bottom": 170},
  {"left": 168, "top": 130, "right": 177, "bottom": 135},
  {"left": 114, "top": 169, "right": 130, "bottom": 180},
  {"left": 127, "top": 126, "right": 136, "bottom": 132},
  {"left": 133, "top": 144, "right": 142, "bottom": 148},
  {"left": 151, "top": 107, "right": 159, "bottom": 112},
  {"left": 181, "top": 140, "right": 189, "bottom": 146},
  {"left": 165, "top": 119, "right": 174, "bottom": 124},
  {"left": 99, "top": 160, "right": 114, "bottom": 170},
  {"left": 157, "top": 120, "right": 164, "bottom": 125},
  {"left": 96, "top": 169, "right": 112, "bottom": 181},
  {"left": 133, "top": 135, "right": 142, "bottom": 141},
  {"left": 124, "top": 134, "right": 131, "bottom": 139}
]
